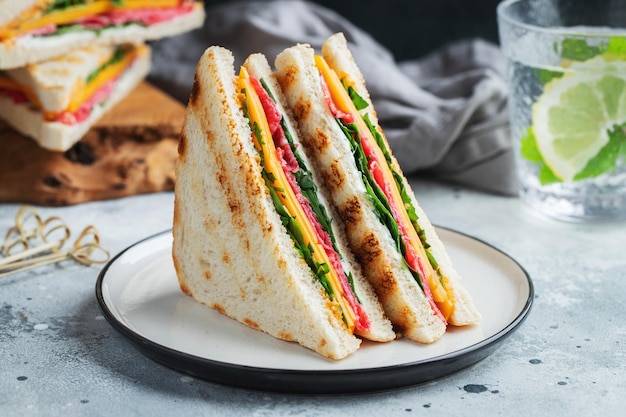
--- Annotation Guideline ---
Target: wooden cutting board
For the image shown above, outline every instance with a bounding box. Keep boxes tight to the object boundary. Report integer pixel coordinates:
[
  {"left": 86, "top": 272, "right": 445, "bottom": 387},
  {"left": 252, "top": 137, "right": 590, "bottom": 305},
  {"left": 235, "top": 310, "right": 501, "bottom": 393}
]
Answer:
[{"left": 0, "top": 82, "right": 185, "bottom": 206}]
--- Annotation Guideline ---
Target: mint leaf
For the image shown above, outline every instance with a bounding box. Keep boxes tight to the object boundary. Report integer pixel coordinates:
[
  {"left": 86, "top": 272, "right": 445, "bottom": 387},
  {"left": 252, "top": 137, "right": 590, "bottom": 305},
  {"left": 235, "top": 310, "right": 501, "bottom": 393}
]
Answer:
[
  {"left": 605, "top": 37, "right": 626, "bottom": 58},
  {"left": 520, "top": 127, "right": 543, "bottom": 162},
  {"left": 560, "top": 38, "right": 602, "bottom": 61},
  {"left": 538, "top": 165, "right": 561, "bottom": 185},
  {"left": 536, "top": 68, "right": 564, "bottom": 85},
  {"left": 520, "top": 127, "right": 561, "bottom": 184},
  {"left": 574, "top": 124, "right": 626, "bottom": 180}
]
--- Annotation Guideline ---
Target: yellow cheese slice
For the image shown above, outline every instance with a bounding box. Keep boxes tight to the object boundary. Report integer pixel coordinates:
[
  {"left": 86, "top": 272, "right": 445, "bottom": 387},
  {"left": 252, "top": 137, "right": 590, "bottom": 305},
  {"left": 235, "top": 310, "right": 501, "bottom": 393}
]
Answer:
[
  {"left": 315, "top": 55, "right": 454, "bottom": 320},
  {"left": 0, "top": 0, "right": 181, "bottom": 40},
  {"left": 238, "top": 66, "right": 357, "bottom": 331},
  {"left": 64, "top": 44, "right": 148, "bottom": 116}
]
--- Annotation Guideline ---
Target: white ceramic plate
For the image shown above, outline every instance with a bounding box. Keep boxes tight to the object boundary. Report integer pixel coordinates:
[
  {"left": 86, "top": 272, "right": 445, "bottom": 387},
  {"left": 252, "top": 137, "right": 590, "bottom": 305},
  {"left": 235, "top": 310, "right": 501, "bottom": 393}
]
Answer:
[{"left": 96, "top": 228, "right": 533, "bottom": 393}]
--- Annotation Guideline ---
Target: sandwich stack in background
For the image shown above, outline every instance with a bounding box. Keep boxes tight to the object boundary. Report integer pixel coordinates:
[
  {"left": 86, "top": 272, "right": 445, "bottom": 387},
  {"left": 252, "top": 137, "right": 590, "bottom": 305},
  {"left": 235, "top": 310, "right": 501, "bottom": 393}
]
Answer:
[{"left": 0, "top": 0, "right": 206, "bottom": 205}]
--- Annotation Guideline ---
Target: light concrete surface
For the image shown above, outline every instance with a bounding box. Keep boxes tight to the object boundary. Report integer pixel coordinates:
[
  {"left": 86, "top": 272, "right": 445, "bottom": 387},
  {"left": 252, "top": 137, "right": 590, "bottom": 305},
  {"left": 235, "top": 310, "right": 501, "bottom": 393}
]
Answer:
[{"left": 1, "top": 179, "right": 624, "bottom": 416}]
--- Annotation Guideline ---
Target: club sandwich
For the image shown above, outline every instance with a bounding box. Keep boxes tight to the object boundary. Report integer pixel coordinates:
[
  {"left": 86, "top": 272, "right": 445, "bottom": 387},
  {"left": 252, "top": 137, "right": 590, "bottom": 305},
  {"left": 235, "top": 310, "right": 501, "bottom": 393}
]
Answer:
[{"left": 172, "top": 45, "right": 395, "bottom": 360}]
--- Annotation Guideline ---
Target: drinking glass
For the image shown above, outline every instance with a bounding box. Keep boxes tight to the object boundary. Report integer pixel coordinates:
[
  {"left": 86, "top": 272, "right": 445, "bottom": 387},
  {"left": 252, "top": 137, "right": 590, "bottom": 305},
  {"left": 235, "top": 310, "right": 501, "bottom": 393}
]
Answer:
[{"left": 498, "top": 0, "right": 626, "bottom": 221}]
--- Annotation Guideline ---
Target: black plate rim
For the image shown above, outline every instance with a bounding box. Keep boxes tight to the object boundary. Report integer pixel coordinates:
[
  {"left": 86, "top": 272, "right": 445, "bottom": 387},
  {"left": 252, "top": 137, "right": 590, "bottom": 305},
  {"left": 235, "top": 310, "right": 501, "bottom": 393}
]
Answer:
[{"left": 95, "top": 227, "right": 534, "bottom": 394}]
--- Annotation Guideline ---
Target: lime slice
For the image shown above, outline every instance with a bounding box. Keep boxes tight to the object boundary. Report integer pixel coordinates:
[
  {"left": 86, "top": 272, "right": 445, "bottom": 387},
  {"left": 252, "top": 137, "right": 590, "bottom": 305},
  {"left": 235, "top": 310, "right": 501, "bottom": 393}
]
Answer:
[{"left": 531, "top": 56, "right": 626, "bottom": 182}]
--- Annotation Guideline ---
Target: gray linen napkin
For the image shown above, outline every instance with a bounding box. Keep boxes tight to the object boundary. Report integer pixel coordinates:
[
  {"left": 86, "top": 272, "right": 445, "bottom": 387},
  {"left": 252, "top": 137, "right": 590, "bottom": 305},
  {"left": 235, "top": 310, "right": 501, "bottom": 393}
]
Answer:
[{"left": 149, "top": 0, "right": 517, "bottom": 195}]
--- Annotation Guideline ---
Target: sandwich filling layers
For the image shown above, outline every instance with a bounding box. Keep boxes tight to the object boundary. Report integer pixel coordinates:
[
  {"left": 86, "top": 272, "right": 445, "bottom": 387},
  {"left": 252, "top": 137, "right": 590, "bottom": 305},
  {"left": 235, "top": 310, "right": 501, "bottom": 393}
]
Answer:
[
  {"left": 0, "top": 43, "right": 148, "bottom": 125},
  {"left": 0, "top": 0, "right": 200, "bottom": 41},
  {"left": 237, "top": 66, "right": 371, "bottom": 333},
  {"left": 314, "top": 55, "right": 455, "bottom": 323}
]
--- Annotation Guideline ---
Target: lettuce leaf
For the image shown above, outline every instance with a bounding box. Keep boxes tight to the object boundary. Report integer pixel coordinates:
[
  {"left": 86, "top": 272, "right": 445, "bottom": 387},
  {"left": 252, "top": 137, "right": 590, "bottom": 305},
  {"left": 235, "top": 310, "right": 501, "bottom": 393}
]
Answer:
[{"left": 44, "top": 0, "right": 123, "bottom": 13}]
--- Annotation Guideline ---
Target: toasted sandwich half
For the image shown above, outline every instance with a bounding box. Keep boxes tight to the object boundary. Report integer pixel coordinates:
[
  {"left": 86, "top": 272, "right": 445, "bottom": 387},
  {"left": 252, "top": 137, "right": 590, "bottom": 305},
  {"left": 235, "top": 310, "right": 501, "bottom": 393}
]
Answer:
[
  {"left": 0, "top": 42, "right": 151, "bottom": 151},
  {"left": 172, "top": 46, "right": 395, "bottom": 360},
  {"left": 0, "top": 0, "right": 205, "bottom": 69},
  {"left": 274, "top": 33, "right": 481, "bottom": 344}
]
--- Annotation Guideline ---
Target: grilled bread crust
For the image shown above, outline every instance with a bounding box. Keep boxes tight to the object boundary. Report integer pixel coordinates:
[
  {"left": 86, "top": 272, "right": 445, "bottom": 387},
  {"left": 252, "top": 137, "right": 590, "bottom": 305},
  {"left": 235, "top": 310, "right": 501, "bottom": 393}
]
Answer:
[
  {"left": 243, "top": 52, "right": 395, "bottom": 343},
  {"left": 0, "top": 3, "right": 205, "bottom": 70},
  {"left": 172, "top": 46, "right": 361, "bottom": 360},
  {"left": 0, "top": 45, "right": 151, "bottom": 151},
  {"left": 321, "top": 33, "right": 481, "bottom": 326},
  {"left": 275, "top": 43, "right": 447, "bottom": 343},
  {"left": 0, "top": 0, "right": 50, "bottom": 27}
]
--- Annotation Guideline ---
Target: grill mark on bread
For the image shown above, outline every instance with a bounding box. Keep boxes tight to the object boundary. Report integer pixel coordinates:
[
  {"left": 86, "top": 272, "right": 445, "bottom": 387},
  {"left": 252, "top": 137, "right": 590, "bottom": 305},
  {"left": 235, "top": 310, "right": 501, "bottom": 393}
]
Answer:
[
  {"left": 338, "top": 196, "right": 363, "bottom": 226},
  {"left": 312, "top": 127, "right": 329, "bottom": 151},
  {"left": 321, "top": 158, "right": 345, "bottom": 193},
  {"left": 179, "top": 281, "right": 190, "bottom": 295},
  {"left": 292, "top": 98, "right": 312, "bottom": 121},
  {"left": 203, "top": 216, "right": 217, "bottom": 232},
  {"left": 244, "top": 318, "right": 259, "bottom": 329},
  {"left": 212, "top": 303, "right": 226, "bottom": 314},
  {"left": 204, "top": 270, "right": 212, "bottom": 281},
  {"left": 375, "top": 265, "right": 397, "bottom": 298},
  {"left": 355, "top": 231, "right": 383, "bottom": 267},
  {"left": 277, "top": 257, "right": 287, "bottom": 271},
  {"left": 189, "top": 73, "right": 200, "bottom": 107},
  {"left": 177, "top": 127, "right": 187, "bottom": 159},
  {"left": 214, "top": 152, "right": 227, "bottom": 190},
  {"left": 222, "top": 253, "right": 231, "bottom": 264},
  {"left": 278, "top": 332, "right": 295, "bottom": 341},
  {"left": 277, "top": 63, "right": 298, "bottom": 92},
  {"left": 212, "top": 137, "right": 245, "bottom": 229},
  {"left": 391, "top": 304, "right": 415, "bottom": 335},
  {"left": 241, "top": 151, "right": 266, "bottom": 222}
]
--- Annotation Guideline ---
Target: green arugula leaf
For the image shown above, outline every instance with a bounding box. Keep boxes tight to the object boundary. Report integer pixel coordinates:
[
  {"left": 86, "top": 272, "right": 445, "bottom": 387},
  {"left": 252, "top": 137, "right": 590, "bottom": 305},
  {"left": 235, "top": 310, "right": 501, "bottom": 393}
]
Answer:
[
  {"left": 346, "top": 85, "right": 369, "bottom": 111},
  {"left": 44, "top": 0, "right": 124, "bottom": 12},
  {"left": 361, "top": 112, "right": 443, "bottom": 273},
  {"left": 44, "top": 0, "right": 86, "bottom": 13},
  {"left": 85, "top": 46, "right": 125, "bottom": 84},
  {"left": 336, "top": 117, "right": 426, "bottom": 289}
]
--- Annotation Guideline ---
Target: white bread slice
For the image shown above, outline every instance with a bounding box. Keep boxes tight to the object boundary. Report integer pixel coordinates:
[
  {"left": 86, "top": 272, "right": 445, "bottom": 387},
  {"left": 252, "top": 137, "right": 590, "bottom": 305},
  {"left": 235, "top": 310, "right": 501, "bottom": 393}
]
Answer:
[
  {"left": 6, "top": 44, "right": 124, "bottom": 113},
  {"left": 242, "top": 52, "right": 395, "bottom": 343},
  {"left": 172, "top": 45, "right": 361, "bottom": 360},
  {"left": 322, "top": 33, "right": 481, "bottom": 327},
  {"left": 275, "top": 43, "right": 447, "bottom": 344},
  {"left": 0, "top": 44, "right": 151, "bottom": 151},
  {"left": 0, "top": 0, "right": 47, "bottom": 27},
  {"left": 0, "top": 3, "right": 205, "bottom": 69}
]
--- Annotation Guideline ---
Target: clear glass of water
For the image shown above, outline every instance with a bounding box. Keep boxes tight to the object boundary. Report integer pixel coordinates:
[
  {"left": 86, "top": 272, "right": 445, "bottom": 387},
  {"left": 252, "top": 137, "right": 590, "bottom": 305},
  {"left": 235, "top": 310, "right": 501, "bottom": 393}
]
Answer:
[{"left": 498, "top": 0, "right": 626, "bottom": 222}]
